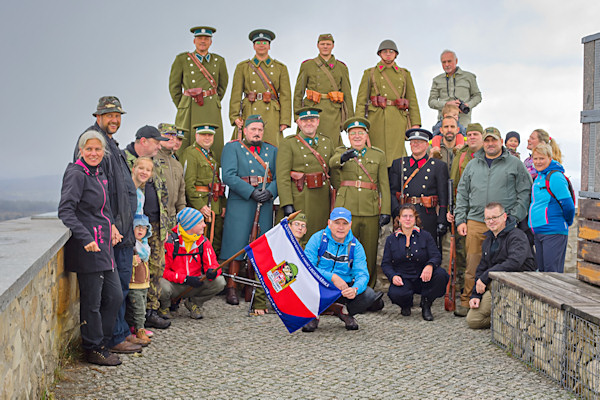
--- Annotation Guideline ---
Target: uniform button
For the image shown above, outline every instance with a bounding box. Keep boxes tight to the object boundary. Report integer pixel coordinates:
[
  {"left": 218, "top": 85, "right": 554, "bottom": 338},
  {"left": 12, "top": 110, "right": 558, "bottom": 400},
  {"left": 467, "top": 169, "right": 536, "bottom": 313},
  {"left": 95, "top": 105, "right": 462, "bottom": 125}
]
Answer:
[
  {"left": 266, "top": 107, "right": 269, "bottom": 110},
  {"left": 425, "top": 176, "right": 428, "bottom": 180},
  {"left": 246, "top": 152, "right": 249, "bottom": 155},
  {"left": 215, "top": 57, "right": 218, "bottom": 61},
  {"left": 427, "top": 168, "right": 430, "bottom": 172},
  {"left": 403, "top": 168, "right": 407, "bottom": 172},
  {"left": 305, "top": 163, "right": 309, "bottom": 166},
  {"left": 270, "top": 72, "right": 273, "bottom": 75},
  {"left": 303, "top": 154, "right": 307, "bottom": 157},
  {"left": 192, "top": 80, "right": 195, "bottom": 83},
  {"left": 431, "top": 161, "right": 435, "bottom": 164},
  {"left": 249, "top": 160, "right": 253, "bottom": 163},
  {"left": 324, "top": 146, "right": 327, "bottom": 149},
  {"left": 251, "top": 169, "right": 254, "bottom": 173},
  {"left": 187, "top": 57, "right": 190, "bottom": 60},
  {"left": 358, "top": 188, "right": 362, "bottom": 192},
  {"left": 191, "top": 71, "right": 194, "bottom": 74},
  {"left": 252, "top": 81, "right": 256, "bottom": 84},
  {"left": 359, "top": 176, "right": 362, "bottom": 179},
  {"left": 422, "top": 185, "right": 426, "bottom": 188},
  {"left": 265, "top": 153, "right": 268, "bottom": 156},
  {"left": 382, "top": 85, "right": 386, "bottom": 88},
  {"left": 253, "top": 107, "right": 257, "bottom": 111},
  {"left": 252, "top": 72, "right": 256, "bottom": 75}
]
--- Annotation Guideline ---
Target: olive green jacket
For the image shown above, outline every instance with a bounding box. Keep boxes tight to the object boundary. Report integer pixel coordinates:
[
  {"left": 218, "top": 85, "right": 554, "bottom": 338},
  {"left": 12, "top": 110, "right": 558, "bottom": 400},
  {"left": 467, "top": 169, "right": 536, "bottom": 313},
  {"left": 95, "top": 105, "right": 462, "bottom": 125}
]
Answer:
[
  {"left": 180, "top": 143, "right": 226, "bottom": 215},
  {"left": 330, "top": 146, "right": 391, "bottom": 216},
  {"left": 293, "top": 55, "right": 354, "bottom": 146},
  {"left": 155, "top": 148, "right": 186, "bottom": 229},
  {"left": 428, "top": 67, "right": 481, "bottom": 126}
]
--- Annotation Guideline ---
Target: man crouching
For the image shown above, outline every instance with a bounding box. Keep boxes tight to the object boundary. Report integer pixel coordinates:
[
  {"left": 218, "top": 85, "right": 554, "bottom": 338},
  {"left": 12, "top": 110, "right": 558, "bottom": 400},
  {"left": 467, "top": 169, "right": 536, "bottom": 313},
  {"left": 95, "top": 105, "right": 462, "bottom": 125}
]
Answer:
[
  {"left": 302, "top": 207, "right": 383, "bottom": 332},
  {"left": 159, "top": 207, "right": 225, "bottom": 319}
]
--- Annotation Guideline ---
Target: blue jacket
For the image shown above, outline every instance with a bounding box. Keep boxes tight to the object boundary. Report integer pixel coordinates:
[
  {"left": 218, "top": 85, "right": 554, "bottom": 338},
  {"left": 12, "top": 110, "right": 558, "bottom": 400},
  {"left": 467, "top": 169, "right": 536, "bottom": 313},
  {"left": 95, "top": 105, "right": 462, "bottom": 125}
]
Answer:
[
  {"left": 528, "top": 160, "right": 575, "bottom": 235},
  {"left": 381, "top": 227, "right": 441, "bottom": 280},
  {"left": 304, "top": 227, "right": 369, "bottom": 294}
]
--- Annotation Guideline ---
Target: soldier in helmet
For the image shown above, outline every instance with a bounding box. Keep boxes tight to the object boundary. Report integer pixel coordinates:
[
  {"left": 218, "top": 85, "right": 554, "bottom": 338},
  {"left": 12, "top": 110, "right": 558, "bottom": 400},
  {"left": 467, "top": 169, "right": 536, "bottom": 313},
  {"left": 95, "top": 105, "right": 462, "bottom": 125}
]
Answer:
[
  {"left": 276, "top": 106, "right": 334, "bottom": 244},
  {"left": 169, "top": 26, "right": 228, "bottom": 162},
  {"left": 293, "top": 33, "right": 354, "bottom": 147},
  {"left": 355, "top": 40, "right": 421, "bottom": 167},
  {"left": 330, "top": 117, "right": 391, "bottom": 290},
  {"left": 229, "top": 29, "right": 292, "bottom": 147}
]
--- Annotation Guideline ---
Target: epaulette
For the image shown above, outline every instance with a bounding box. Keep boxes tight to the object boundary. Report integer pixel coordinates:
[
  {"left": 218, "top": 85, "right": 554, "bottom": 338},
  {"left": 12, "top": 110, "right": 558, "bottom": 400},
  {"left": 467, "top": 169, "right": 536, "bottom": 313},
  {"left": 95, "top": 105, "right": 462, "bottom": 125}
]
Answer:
[
  {"left": 262, "top": 140, "right": 275, "bottom": 147},
  {"left": 302, "top": 59, "right": 311, "bottom": 64},
  {"left": 370, "top": 146, "right": 385, "bottom": 154},
  {"left": 335, "top": 145, "right": 347, "bottom": 151},
  {"left": 337, "top": 59, "right": 347, "bottom": 66},
  {"left": 228, "top": 139, "right": 241, "bottom": 144}
]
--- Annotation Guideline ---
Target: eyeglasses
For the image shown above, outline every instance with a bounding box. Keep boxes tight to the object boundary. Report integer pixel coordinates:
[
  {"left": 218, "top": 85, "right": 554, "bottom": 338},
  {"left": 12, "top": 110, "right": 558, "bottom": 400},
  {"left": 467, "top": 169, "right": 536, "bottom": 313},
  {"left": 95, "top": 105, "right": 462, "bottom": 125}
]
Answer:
[
  {"left": 255, "top": 41, "right": 269, "bottom": 45},
  {"left": 348, "top": 131, "right": 366, "bottom": 136},
  {"left": 484, "top": 213, "right": 505, "bottom": 223},
  {"left": 290, "top": 222, "right": 307, "bottom": 229}
]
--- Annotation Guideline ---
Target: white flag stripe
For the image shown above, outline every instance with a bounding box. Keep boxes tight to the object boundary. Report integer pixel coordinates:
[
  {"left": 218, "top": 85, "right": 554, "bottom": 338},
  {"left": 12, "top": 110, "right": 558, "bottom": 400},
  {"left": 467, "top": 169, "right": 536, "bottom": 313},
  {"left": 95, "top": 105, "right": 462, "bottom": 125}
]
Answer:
[{"left": 265, "top": 225, "right": 321, "bottom": 315}]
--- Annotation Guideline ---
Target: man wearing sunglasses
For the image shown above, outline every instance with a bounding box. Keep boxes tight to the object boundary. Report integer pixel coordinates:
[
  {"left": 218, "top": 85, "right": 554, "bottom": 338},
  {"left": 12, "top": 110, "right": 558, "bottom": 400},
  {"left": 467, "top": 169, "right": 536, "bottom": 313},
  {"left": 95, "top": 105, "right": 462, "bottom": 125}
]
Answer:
[{"left": 466, "top": 202, "right": 535, "bottom": 329}]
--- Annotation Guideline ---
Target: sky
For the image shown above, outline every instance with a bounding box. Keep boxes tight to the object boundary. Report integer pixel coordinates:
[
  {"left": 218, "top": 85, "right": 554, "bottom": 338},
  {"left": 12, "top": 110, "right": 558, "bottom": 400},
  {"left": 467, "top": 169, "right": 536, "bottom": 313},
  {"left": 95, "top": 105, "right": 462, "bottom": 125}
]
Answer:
[{"left": 0, "top": 0, "right": 597, "bottom": 196}]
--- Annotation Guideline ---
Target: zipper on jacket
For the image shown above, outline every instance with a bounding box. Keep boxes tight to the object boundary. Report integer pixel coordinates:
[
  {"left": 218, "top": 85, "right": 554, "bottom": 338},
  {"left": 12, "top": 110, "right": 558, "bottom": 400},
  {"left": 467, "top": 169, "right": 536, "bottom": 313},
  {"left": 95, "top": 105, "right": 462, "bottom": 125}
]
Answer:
[
  {"left": 96, "top": 173, "right": 114, "bottom": 271},
  {"left": 93, "top": 226, "right": 98, "bottom": 245}
]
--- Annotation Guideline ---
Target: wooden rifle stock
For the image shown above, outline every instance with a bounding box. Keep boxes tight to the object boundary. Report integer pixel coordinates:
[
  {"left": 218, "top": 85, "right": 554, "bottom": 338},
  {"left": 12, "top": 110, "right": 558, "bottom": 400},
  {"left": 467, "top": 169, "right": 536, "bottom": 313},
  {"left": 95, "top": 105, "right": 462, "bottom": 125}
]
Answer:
[{"left": 444, "top": 179, "right": 457, "bottom": 312}]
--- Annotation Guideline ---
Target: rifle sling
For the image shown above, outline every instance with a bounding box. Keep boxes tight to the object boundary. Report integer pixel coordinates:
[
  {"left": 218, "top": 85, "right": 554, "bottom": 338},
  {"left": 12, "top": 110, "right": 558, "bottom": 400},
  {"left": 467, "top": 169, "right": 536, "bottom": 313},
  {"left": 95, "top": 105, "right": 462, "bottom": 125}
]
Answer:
[{"left": 187, "top": 53, "right": 218, "bottom": 91}]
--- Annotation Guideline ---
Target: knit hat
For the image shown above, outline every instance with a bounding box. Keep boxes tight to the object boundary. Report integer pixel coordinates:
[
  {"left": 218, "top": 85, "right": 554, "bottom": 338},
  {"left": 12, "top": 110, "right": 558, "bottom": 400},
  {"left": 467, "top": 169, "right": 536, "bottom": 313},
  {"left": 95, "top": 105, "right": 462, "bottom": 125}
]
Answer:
[
  {"left": 505, "top": 131, "right": 520, "bottom": 144},
  {"left": 177, "top": 207, "right": 204, "bottom": 231}
]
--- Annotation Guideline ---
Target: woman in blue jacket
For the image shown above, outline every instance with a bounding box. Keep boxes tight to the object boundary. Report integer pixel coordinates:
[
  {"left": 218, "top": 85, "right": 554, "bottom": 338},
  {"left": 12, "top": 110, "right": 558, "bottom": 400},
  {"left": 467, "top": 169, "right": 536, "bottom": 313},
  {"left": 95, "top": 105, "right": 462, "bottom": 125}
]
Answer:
[
  {"left": 528, "top": 143, "right": 575, "bottom": 272},
  {"left": 58, "top": 131, "right": 123, "bottom": 366},
  {"left": 381, "top": 204, "right": 449, "bottom": 321}
]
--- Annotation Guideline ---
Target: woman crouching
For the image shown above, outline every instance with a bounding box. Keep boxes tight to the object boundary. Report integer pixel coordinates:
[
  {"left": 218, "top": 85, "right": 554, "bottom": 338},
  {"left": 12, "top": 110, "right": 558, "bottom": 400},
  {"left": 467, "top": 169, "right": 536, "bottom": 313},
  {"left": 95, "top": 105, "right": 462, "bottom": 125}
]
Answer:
[{"left": 381, "top": 204, "right": 449, "bottom": 321}]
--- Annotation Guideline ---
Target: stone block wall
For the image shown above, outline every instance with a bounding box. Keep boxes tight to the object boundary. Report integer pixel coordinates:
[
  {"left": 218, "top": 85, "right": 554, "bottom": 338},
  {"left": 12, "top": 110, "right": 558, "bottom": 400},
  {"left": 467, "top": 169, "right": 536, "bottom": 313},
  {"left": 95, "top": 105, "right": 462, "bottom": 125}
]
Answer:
[{"left": 0, "top": 217, "right": 79, "bottom": 400}]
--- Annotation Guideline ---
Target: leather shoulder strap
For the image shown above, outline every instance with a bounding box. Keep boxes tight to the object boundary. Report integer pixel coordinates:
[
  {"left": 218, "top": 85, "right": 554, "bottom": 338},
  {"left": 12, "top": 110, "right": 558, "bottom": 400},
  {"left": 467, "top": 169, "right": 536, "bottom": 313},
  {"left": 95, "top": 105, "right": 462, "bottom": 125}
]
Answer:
[
  {"left": 295, "top": 135, "right": 329, "bottom": 178},
  {"left": 247, "top": 61, "right": 279, "bottom": 99},
  {"left": 187, "top": 53, "right": 217, "bottom": 90},
  {"left": 380, "top": 69, "right": 402, "bottom": 100},
  {"left": 239, "top": 141, "right": 273, "bottom": 180},
  {"left": 403, "top": 158, "right": 431, "bottom": 190},
  {"left": 314, "top": 58, "right": 340, "bottom": 91},
  {"left": 369, "top": 67, "right": 380, "bottom": 96},
  {"left": 353, "top": 158, "right": 374, "bottom": 184}
]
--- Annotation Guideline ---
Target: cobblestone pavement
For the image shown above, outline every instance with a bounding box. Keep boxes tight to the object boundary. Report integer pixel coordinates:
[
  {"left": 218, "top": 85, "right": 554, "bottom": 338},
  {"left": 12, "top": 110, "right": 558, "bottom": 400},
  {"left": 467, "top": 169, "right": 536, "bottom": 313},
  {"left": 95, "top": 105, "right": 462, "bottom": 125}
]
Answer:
[{"left": 52, "top": 295, "right": 574, "bottom": 400}]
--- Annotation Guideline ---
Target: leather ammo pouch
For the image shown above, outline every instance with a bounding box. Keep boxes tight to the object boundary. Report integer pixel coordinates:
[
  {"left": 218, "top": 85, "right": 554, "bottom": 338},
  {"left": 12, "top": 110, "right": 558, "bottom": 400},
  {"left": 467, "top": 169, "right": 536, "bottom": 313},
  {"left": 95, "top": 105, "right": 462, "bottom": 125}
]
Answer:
[
  {"left": 394, "top": 98, "right": 409, "bottom": 110},
  {"left": 370, "top": 95, "right": 387, "bottom": 108},
  {"left": 262, "top": 91, "right": 271, "bottom": 103},
  {"left": 305, "top": 172, "right": 325, "bottom": 188},
  {"left": 184, "top": 88, "right": 204, "bottom": 106},
  {"left": 209, "top": 183, "right": 226, "bottom": 201},
  {"left": 327, "top": 91, "right": 344, "bottom": 103},
  {"left": 421, "top": 195, "right": 438, "bottom": 208},
  {"left": 306, "top": 89, "right": 321, "bottom": 104},
  {"left": 246, "top": 92, "right": 257, "bottom": 102},
  {"left": 290, "top": 171, "right": 305, "bottom": 192}
]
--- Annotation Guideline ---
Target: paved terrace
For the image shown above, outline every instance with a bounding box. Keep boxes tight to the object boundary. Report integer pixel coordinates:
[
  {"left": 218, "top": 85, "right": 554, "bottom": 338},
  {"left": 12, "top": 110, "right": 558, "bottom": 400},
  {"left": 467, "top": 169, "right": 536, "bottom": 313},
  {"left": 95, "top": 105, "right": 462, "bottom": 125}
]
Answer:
[{"left": 52, "top": 295, "right": 573, "bottom": 399}]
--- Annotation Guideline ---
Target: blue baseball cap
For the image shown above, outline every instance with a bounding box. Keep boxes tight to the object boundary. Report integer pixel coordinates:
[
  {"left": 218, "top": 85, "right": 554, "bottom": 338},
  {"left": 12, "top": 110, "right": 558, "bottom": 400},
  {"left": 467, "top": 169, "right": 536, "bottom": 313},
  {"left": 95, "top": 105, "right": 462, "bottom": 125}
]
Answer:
[{"left": 330, "top": 207, "right": 352, "bottom": 223}]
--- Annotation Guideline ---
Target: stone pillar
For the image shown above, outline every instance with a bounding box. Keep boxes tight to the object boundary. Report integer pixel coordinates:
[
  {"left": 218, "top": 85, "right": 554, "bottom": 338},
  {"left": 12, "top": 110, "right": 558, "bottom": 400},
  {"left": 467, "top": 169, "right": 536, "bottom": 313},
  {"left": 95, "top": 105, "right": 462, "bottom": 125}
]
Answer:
[{"left": 577, "top": 32, "right": 600, "bottom": 285}]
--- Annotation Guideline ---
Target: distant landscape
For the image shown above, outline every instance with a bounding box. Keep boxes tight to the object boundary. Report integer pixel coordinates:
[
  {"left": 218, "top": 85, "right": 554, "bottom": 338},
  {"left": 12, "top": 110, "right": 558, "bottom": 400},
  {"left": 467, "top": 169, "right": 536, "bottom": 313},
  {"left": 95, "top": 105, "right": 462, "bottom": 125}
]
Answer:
[{"left": 0, "top": 175, "right": 62, "bottom": 221}]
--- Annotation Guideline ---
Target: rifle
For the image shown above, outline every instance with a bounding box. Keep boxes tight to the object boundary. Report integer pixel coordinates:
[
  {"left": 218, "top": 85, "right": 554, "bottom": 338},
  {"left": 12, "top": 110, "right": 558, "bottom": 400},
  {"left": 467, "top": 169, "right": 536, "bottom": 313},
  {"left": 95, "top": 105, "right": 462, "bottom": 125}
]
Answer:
[
  {"left": 245, "top": 163, "right": 269, "bottom": 303},
  {"left": 236, "top": 98, "right": 244, "bottom": 141},
  {"left": 444, "top": 179, "right": 457, "bottom": 312},
  {"left": 204, "top": 163, "right": 217, "bottom": 243}
]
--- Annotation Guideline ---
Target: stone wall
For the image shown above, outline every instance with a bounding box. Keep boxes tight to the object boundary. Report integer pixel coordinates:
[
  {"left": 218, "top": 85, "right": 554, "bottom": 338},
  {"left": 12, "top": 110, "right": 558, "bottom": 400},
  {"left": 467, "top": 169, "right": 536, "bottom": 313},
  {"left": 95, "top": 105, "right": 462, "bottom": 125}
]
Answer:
[{"left": 0, "top": 216, "right": 79, "bottom": 400}]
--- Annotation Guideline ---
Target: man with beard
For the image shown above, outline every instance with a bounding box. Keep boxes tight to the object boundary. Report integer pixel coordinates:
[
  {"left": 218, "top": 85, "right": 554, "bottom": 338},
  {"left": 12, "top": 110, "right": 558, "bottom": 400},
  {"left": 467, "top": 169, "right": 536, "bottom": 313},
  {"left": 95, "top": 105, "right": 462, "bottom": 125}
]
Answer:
[
  {"left": 430, "top": 116, "right": 462, "bottom": 174},
  {"left": 276, "top": 107, "right": 333, "bottom": 243},
  {"left": 220, "top": 115, "right": 277, "bottom": 312},
  {"left": 124, "top": 126, "right": 172, "bottom": 329}
]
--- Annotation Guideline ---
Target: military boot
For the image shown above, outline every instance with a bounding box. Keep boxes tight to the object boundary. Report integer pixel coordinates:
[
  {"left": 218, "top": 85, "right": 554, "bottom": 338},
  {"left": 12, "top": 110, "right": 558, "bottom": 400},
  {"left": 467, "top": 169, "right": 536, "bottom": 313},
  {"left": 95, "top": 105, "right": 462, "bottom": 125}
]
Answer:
[
  {"left": 226, "top": 261, "right": 241, "bottom": 305},
  {"left": 327, "top": 303, "right": 359, "bottom": 330},
  {"left": 301, "top": 318, "right": 319, "bottom": 332},
  {"left": 421, "top": 297, "right": 434, "bottom": 321}
]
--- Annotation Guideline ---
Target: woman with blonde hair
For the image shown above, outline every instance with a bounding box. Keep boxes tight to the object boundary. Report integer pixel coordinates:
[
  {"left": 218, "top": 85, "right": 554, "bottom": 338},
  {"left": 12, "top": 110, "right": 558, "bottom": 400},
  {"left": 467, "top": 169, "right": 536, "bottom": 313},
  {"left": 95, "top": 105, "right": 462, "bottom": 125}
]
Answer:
[
  {"left": 524, "top": 129, "right": 562, "bottom": 179},
  {"left": 528, "top": 143, "right": 574, "bottom": 272}
]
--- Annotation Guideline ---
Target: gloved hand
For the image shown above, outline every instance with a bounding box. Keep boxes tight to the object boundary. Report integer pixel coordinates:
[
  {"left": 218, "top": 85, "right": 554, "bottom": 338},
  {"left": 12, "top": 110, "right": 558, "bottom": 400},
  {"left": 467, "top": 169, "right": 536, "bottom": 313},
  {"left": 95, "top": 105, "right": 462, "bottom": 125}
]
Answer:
[
  {"left": 250, "top": 188, "right": 263, "bottom": 202},
  {"left": 379, "top": 214, "right": 391, "bottom": 227},
  {"left": 283, "top": 205, "right": 295, "bottom": 217},
  {"left": 184, "top": 275, "right": 204, "bottom": 288},
  {"left": 206, "top": 269, "right": 218, "bottom": 281},
  {"left": 256, "top": 189, "right": 273, "bottom": 203},
  {"left": 340, "top": 149, "right": 358, "bottom": 163},
  {"left": 437, "top": 223, "right": 448, "bottom": 237}
]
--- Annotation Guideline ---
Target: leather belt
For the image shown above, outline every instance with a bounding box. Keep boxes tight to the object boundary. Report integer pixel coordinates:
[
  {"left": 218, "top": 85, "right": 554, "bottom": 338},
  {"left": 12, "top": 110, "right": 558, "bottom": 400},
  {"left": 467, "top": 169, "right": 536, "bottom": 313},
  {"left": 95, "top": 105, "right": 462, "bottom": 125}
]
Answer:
[
  {"left": 340, "top": 180, "right": 377, "bottom": 191},
  {"left": 241, "top": 176, "right": 272, "bottom": 186},
  {"left": 397, "top": 194, "right": 439, "bottom": 208},
  {"left": 184, "top": 87, "right": 217, "bottom": 98}
]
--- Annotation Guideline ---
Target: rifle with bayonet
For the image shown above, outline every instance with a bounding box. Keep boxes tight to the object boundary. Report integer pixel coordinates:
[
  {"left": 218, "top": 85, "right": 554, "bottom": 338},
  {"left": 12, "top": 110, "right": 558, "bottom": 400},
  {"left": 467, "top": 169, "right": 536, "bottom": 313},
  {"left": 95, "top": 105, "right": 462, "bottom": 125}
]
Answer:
[
  {"left": 237, "top": 97, "right": 244, "bottom": 141},
  {"left": 204, "top": 162, "right": 217, "bottom": 243},
  {"left": 444, "top": 179, "right": 457, "bottom": 312}
]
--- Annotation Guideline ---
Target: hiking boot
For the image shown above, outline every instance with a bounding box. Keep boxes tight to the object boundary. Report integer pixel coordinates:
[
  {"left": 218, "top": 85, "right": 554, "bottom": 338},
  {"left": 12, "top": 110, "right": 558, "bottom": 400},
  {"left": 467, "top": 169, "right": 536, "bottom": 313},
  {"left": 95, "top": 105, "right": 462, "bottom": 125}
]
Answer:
[
  {"left": 401, "top": 306, "right": 412, "bottom": 316},
  {"left": 454, "top": 305, "right": 469, "bottom": 318},
  {"left": 157, "top": 307, "right": 170, "bottom": 319},
  {"left": 339, "top": 313, "right": 359, "bottom": 330},
  {"left": 185, "top": 300, "right": 203, "bottom": 320},
  {"left": 126, "top": 334, "right": 148, "bottom": 347},
  {"left": 110, "top": 340, "right": 142, "bottom": 354},
  {"left": 145, "top": 310, "right": 171, "bottom": 329},
  {"left": 421, "top": 297, "right": 434, "bottom": 321},
  {"left": 301, "top": 318, "right": 319, "bottom": 332},
  {"left": 225, "top": 287, "right": 239, "bottom": 305},
  {"left": 86, "top": 349, "right": 121, "bottom": 366},
  {"left": 135, "top": 329, "right": 152, "bottom": 346},
  {"left": 169, "top": 298, "right": 181, "bottom": 312}
]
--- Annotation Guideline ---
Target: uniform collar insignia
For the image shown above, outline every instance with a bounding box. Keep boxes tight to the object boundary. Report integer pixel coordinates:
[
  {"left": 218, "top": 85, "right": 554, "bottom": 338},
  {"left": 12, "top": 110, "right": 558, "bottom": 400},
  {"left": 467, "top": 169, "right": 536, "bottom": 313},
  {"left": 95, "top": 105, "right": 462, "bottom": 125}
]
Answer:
[
  {"left": 359, "top": 147, "right": 367, "bottom": 157},
  {"left": 195, "top": 53, "right": 211, "bottom": 63},
  {"left": 253, "top": 57, "right": 272, "bottom": 66},
  {"left": 301, "top": 133, "right": 318, "bottom": 147}
]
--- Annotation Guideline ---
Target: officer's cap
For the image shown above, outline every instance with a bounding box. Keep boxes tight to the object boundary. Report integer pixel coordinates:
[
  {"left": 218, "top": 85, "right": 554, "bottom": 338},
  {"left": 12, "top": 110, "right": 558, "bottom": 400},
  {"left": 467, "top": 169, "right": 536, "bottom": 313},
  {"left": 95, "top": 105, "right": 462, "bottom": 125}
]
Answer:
[
  {"left": 93, "top": 96, "right": 126, "bottom": 117},
  {"left": 377, "top": 39, "right": 399, "bottom": 55},
  {"left": 343, "top": 117, "right": 370, "bottom": 133},
  {"left": 245, "top": 114, "right": 265, "bottom": 127},
  {"left": 249, "top": 29, "right": 275, "bottom": 43},
  {"left": 190, "top": 26, "right": 216, "bottom": 37},
  {"left": 297, "top": 106, "right": 322, "bottom": 120},
  {"left": 194, "top": 123, "right": 219, "bottom": 135},
  {"left": 406, "top": 128, "right": 433, "bottom": 141}
]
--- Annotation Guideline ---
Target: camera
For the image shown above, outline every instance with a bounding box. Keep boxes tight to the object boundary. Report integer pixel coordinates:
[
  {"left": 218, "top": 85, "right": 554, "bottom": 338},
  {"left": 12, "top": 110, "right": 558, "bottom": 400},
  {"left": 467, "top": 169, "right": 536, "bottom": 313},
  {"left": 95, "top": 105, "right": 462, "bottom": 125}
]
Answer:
[{"left": 457, "top": 99, "right": 470, "bottom": 114}]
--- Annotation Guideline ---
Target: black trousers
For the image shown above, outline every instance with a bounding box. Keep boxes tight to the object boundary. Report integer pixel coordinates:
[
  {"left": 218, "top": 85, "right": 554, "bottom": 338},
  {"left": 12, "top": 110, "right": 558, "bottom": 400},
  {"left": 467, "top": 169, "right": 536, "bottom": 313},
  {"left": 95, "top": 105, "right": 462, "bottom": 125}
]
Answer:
[
  {"left": 337, "top": 286, "right": 380, "bottom": 316},
  {"left": 77, "top": 269, "right": 122, "bottom": 352},
  {"left": 387, "top": 267, "right": 449, "bottom": 308}
]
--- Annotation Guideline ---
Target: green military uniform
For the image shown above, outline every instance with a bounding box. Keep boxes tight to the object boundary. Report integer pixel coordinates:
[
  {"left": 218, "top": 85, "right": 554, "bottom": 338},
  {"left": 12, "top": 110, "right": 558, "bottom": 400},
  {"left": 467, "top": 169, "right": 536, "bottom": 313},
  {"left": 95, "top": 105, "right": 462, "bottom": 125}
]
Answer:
[
  {"left": 356, "top": 61, "right": 421, "bottom": 167},
  {"left": 169, "top": 27, "right": 228, "bottom": 162},
  {"left": 124, "top": 146, "right": 170, "bottom": 312},
  {"left": 330, "top": 121, "right": 391, "bottom": 288},
  {"left": 276, "top": 110, "right": 333, "bottom": 243},
  {"left": 293, "top": 47, "right": 353, "bottom": 147},
  {"left": 229, "top": 30, "right": 291, "bottom": 147},
  {"left": 180, "top": 131, "right": 226, "bottom": 256}
]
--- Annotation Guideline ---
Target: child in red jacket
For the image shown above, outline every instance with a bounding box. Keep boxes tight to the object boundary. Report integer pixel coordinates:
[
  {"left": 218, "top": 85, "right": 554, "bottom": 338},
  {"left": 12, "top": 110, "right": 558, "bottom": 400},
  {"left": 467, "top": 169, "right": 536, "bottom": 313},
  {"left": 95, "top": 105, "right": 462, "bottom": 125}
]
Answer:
[{"left": 159, "top": 207, "right": 225, "bottom": 319}]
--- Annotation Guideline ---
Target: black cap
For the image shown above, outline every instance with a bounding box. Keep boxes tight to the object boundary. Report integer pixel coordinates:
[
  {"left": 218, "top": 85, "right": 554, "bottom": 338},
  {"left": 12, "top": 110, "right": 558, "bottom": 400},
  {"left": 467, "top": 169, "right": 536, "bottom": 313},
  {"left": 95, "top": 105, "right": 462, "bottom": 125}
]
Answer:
[
  {"left": 406, "top": 128, "right": 433, "bottom": 141},
  {"left": 135, "top": 125, "right": 169, "bottom": 141}
]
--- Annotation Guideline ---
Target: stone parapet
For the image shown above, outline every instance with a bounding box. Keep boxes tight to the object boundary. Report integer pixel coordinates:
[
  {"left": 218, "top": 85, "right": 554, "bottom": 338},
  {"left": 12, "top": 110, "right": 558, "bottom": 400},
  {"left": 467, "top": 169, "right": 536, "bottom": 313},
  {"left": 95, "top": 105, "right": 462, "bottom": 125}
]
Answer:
[{"left": 0, "top": 215, "right": 79, "bottom": 399}]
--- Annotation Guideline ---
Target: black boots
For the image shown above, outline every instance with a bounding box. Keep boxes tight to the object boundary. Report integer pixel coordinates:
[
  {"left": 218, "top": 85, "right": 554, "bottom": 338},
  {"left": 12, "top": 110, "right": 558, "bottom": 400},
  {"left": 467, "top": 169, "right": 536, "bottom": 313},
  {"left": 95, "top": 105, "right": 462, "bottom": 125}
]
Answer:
[
  {"left": 225, "top": 261, "right": 241, "bottom": 305},
  {"left": 301, "top": 318, "right": 319, "bottom": 332},
  {"left": 421, "top": 297, "right": 434, "bottom": 321}
]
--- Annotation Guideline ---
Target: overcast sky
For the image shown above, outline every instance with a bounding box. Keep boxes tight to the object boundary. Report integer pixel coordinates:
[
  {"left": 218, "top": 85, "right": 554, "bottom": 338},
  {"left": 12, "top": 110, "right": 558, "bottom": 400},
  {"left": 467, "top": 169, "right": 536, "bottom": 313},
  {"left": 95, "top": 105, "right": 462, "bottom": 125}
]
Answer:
[{"left": 0, "top": 0, "right": 597, "bottom": 194}]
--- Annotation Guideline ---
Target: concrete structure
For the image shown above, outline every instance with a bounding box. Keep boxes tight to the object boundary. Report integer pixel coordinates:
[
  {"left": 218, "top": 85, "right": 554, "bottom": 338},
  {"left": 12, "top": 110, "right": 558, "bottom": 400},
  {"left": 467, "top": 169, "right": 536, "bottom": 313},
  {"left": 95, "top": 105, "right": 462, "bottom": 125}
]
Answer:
[{"left": 0, "top": 215, "right": 78, "bottom": 399}]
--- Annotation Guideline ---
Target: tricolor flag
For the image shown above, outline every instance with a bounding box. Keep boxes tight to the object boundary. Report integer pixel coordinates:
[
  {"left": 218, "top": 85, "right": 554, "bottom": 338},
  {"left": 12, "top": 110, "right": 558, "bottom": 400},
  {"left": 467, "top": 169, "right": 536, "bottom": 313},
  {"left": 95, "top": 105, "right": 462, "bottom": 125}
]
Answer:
[{"left": 245, "top": 219, "right": 341, "bottom": 333}]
